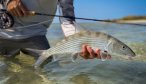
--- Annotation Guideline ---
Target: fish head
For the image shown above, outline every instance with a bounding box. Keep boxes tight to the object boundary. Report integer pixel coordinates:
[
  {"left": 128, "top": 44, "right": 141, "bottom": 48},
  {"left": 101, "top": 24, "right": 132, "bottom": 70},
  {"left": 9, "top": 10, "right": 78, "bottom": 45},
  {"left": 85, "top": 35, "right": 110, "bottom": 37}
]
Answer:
[{"left": 111, "top": 39, "right": 136, "bottom": 57}]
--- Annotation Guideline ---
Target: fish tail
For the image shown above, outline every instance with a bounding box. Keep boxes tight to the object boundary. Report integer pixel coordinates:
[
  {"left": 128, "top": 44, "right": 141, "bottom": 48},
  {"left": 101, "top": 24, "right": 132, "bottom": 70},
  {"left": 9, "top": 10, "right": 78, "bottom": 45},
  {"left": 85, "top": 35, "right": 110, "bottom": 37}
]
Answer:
[{"left": 34, "top": 50, "right": 52, "bottom": 69}]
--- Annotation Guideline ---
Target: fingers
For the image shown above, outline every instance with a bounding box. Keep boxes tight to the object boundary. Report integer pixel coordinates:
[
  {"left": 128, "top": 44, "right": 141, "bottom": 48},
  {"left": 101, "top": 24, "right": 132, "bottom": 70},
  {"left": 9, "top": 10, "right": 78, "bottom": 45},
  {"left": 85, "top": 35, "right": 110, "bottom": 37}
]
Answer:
[
  {"left": 86, "top": 46, "right": 95, "bottom": 59},
  {"left": 9, "top": 9, "right": 17, "bottom": 16},
  {"left": 80, "top": 45, "right": 96, "bottom": 59},
  {"left": 80, "top": 45, "right": 89, "bottom": 59},
  {"left": 7, "top": 0, "right": 29, "bottom": 17},
  {"left": 80, "top": 44, "right": 112, "bottom": 60},
  {"left": 15, "top": 5, "right": 23, "bottom": 17},
  {"left": 95, "top": 48, "right": 101, "bottom": 59}
]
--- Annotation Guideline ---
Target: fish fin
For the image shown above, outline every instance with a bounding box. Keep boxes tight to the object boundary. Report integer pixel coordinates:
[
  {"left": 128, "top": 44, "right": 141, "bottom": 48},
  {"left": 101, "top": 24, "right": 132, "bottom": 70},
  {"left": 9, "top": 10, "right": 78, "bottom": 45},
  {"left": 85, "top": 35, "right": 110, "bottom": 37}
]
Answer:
[
  {"left": 100, "top": 52, "right": 106, "bottom": 61},
  {"left": 34, "top": 56, "right": 48, "bottom": 69},
  {"left": 100, "top": 50, "right": 110, "bottom": 61},
  {"left": 107, "top": 40, "right": 112, "bottom": 50},
  {"left": 34, "top": 51, "right": 52, "bottom": 69},
  {"left": 71, "top": 52, "right": 79, "bottom": 62},
  {"left": 104, "top": 45, "right": 107, "bottom": 51},
  {"left": 103, "top": 40, "right": 112, "bottom": 52},
  {"left": 52, "top": 55, "right": 58, "bottom": 62}
]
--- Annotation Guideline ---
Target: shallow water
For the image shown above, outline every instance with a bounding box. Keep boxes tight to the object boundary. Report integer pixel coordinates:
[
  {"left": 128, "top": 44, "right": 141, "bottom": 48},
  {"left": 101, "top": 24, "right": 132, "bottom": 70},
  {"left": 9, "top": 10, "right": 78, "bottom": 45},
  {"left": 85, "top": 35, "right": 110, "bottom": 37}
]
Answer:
[{"left": 0, "top": 22, "right": 146, "bottom": 84}]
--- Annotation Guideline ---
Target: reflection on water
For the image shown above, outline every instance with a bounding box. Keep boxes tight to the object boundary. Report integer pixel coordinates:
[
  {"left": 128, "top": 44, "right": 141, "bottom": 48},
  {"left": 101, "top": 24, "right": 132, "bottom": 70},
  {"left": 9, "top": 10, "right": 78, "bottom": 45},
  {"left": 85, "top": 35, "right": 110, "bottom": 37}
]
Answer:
[
  {"left": 70, "top": 61, "right": 146, "bottom": 84},
  {"left": 0, "top": 22, "right": 146, "bottom": 84},
  {"left": 41, "top": 60, "right": 146, "bottom": 84}
]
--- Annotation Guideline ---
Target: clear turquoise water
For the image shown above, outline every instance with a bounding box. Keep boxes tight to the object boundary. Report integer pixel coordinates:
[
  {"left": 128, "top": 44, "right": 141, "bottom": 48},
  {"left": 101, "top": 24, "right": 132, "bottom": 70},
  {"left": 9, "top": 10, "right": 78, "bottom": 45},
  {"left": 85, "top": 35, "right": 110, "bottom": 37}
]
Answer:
[{"left": 0, "top": 22, "right": 146, "bottom": 84}]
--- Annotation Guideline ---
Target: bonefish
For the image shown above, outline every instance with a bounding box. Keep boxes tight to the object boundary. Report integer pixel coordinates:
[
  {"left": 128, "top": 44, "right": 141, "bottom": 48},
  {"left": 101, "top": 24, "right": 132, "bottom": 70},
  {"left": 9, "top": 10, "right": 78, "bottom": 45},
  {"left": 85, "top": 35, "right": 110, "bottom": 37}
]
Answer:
[{"left": 34, "top": 30, "right": 136, "bottom": 68}]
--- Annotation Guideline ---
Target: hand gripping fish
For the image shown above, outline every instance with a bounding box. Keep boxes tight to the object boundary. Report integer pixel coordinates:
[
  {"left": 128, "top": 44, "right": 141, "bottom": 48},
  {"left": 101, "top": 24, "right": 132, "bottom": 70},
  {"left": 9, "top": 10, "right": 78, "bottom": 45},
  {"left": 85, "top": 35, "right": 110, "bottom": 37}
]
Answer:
[{"left": 34, "top": 30, "right": 136, "bottom": 68}]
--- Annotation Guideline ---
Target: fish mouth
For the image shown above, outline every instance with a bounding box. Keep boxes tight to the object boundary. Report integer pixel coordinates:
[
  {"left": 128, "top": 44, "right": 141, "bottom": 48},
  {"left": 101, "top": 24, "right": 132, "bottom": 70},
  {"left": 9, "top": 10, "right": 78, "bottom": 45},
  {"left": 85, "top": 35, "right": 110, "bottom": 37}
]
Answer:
[
  {"left": 118, "top": 54, "right": 136, "bottom": 60},
  {"left": 128, "top": 53, "right": 136, "bottom": 57},
  {"left": 127, "top": 56, "right": 134, "bottom": 60},
  {"left": 124, "top": 54, "right": 136, "bottom": 60},
  {"left": 120, "top": 56, "right": 133, "bottom": 60}
]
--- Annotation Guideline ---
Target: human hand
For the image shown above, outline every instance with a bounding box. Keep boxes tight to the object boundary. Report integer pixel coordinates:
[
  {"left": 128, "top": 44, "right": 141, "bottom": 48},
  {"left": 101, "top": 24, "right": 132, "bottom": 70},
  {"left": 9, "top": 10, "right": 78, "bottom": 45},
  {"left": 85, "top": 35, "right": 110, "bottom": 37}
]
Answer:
[
  {"left": 7, "top": 0, "right": 31, "bottom": 17},
  {"left": 79, "top": 44, "right": 111, "bottom": 59}
]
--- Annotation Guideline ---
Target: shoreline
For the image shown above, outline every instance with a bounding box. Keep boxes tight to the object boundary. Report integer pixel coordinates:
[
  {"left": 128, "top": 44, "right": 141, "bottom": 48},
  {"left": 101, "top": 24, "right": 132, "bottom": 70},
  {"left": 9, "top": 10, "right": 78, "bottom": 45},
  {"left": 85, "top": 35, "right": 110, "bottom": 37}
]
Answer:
[{"left": 115, "top": 20, "right": 146, "bottom": 23}]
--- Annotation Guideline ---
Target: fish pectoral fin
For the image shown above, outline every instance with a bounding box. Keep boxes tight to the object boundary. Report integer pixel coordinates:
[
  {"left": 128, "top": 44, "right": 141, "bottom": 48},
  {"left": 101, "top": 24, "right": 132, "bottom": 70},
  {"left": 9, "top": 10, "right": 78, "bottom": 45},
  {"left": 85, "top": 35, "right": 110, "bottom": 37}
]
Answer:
[
  {"left": 71, "top": 52, "right": 79, "bottom": 62},
  {"left": 100, "top": 50, "right": 109, "bottom": 61},
  {"left": 52, "top": 55, "right": 58, "bottom": 62}
]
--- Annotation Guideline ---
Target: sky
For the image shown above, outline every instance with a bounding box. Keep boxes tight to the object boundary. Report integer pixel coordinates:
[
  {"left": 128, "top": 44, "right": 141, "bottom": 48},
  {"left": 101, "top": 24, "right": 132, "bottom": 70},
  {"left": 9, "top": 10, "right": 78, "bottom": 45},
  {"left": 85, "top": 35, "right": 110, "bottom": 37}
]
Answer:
[{"left": 53, "top": 0, "right": 146, "bottom": 23}]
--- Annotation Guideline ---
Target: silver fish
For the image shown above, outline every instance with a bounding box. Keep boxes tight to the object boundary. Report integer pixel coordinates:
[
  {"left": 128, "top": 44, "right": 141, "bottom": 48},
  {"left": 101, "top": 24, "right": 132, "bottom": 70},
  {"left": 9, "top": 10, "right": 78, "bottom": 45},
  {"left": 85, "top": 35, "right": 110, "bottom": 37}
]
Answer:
[{"left": 34, "top": 30, "right": 136, "bottom": 68}]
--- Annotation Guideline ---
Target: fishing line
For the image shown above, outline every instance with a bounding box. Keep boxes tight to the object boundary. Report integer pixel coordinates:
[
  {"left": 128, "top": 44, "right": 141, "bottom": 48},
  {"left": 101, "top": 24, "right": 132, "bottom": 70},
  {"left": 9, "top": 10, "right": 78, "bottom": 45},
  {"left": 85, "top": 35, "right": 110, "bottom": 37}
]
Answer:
[
  {"left": 1, "top": 9, "right": 146, "bottom": 29},
  {"left": 31, "top": 11, "right": 146, "bottom": 26},
  {"left": 14, "top": 19, "right": 53, "bottom": 29}
]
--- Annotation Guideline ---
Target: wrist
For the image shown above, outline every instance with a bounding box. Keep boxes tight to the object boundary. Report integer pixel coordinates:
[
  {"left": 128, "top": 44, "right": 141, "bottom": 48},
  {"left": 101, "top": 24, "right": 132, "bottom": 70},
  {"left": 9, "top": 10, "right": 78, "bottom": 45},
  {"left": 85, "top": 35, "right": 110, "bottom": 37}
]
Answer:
[{"left": 61, "top": 21, "right": 81, "bottom": 37}]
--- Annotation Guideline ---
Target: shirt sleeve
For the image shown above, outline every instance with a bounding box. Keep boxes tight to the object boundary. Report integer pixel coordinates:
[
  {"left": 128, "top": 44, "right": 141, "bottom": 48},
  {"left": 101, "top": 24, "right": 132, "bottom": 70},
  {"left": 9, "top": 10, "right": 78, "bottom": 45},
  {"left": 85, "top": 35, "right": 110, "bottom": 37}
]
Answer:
[
  {"left": 58, "top": 0, "right": 75, "bottom": 23},
  {"left": 58, "top": 0, "right": 79, "bottom": 37}
]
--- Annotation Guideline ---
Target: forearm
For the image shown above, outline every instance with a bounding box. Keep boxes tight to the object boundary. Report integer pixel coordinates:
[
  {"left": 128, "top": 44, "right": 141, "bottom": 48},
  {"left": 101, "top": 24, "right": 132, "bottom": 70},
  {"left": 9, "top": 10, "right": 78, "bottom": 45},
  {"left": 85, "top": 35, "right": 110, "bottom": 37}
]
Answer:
[
  {"left": 58, "top": 0, "right": 75, "bottom": 22},
  {"left": 58, "top": 0, "right": 79, "bottom": 37}
]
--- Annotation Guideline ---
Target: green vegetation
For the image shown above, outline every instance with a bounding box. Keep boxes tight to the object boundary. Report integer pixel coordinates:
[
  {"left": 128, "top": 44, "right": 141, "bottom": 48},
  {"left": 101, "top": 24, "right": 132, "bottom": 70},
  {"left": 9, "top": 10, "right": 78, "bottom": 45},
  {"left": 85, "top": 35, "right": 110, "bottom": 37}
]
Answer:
[
  {"left": 120, "top": 16, "right": 146, "bottom": 20},
  {"left": 112, "top": 15, "right": 146, "bottom": 21}
]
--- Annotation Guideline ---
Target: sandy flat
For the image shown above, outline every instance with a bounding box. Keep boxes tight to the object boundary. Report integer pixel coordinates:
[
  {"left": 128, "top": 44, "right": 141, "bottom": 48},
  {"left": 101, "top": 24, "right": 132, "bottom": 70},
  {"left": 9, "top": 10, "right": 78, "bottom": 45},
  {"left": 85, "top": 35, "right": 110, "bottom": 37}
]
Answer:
[{"left": 116, "top": 20, "right": 146, "bottom": 23}]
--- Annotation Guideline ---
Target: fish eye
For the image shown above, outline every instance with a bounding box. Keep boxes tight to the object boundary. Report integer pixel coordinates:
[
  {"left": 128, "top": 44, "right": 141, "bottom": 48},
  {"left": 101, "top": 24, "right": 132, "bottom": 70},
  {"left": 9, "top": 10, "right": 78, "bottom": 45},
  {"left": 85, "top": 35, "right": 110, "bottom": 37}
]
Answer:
[{"left": 122, "top": 46, "right": 126, "bottom": 50}]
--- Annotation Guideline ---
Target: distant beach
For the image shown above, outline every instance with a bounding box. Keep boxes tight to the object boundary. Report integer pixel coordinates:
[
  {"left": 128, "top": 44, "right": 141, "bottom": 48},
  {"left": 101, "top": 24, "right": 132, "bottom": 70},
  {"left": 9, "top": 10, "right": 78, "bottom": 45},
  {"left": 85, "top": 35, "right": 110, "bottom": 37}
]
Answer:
[
  {"left": 112, "top": 15, "right": 146, "bottom": 24},
  {"left": 116, "top": 20, "right": 146, "bottom": 24}
]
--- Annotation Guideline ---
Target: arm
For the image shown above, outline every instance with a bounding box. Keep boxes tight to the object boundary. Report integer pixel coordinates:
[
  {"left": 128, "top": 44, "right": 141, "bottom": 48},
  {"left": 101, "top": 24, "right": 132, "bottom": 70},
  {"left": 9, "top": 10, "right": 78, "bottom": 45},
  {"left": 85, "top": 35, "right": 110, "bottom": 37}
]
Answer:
[
  {"left": 58, "top": 0, "right": 79, "bottom": 37},
  {"left": 5, "top": 0, "right": 111, "bottom": 60},
  {"left": 58, "top": 0, "right": 75, "bottom": 23}
]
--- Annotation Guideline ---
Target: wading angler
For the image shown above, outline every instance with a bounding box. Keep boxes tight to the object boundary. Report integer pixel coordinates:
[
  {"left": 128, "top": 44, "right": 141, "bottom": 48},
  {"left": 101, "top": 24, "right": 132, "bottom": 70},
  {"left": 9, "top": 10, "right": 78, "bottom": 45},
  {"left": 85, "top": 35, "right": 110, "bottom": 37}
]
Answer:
[{"left": 0, "top": 0, "right": 111, "bottom": 68}]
